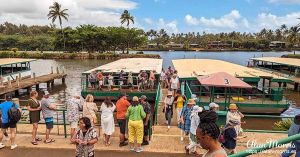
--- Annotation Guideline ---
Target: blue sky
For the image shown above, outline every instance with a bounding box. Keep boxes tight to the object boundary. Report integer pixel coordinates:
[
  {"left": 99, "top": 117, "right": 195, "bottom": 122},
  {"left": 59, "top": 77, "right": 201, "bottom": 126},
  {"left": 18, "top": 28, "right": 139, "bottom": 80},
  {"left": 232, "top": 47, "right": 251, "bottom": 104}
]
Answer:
[{"left": 0, "top": 0, "right": 300, "bottom": 34}]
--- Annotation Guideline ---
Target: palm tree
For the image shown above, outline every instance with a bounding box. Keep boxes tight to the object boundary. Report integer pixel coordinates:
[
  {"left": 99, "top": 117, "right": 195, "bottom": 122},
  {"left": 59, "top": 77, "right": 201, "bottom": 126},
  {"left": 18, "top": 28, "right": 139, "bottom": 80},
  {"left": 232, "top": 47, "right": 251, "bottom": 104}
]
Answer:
[
  {"left": 288, "top": 26, "right": 300, "bottom": 54},
  {"left": 120, "top": 10, "right": 134, "bottom": 53},
  {"left": 48, "top": 2, "right": 69, "bottom": 50}
]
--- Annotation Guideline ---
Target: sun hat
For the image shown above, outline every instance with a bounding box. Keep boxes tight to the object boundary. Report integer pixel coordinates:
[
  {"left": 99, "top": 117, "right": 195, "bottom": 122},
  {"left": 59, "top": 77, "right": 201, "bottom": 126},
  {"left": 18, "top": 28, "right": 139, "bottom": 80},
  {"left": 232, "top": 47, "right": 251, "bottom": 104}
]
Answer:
[
  {"left": 140, "top": 95, "right": 147, "bottom": 100},
  {"left": 229, "top": 103, "right": 238, "bottom": 110},
  {"left": 191, "top": 94, "right": 197, "bottom": 100},
  {"left": 132, "top": 96, "right": 139, "bottom": 102},
  {"left": 167, "top": 91, "right": 173, "bottom": 96},
  {"left": 187, "top": 99, "right": 196, "bottom": 105},
  {"left": 209, "top": 102, "right": 219, "bottom": 108},
  {"left": 228, "top": 119, "right": 240, "bottom": 126}
]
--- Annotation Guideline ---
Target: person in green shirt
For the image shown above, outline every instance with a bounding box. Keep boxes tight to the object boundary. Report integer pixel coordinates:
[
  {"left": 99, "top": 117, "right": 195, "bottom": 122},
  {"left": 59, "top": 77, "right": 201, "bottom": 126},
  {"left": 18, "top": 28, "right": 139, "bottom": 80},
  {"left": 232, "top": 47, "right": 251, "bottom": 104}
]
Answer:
[{"left": 126, "top": 96, "right": 146, "bottom": 153}]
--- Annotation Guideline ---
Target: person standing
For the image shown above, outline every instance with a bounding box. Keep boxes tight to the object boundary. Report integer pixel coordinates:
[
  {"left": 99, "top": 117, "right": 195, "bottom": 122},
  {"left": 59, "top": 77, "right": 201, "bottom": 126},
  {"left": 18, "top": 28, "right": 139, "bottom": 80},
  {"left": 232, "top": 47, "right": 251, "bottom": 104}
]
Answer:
[
  {"left": 100, "top": 97, "right": 116, "bottom": 146},
  {"left": 185, "top": 106, "right": 203, "bottom": 154},
  {"left": 83, "top": 95, "right": 98, "bottom": 127},
  {"left": 26, "top": 91, "right": 42, "bottom": 145},
  {"left": 127, "top": 72, "right": 134, "bottom": 91},
  {"left": 66, "top": 95, "right": 82, "bottom": 141},
  {"left": 196, "top": 111, "right": 227, "bottom": 157},
  {"left": 209, "top": 102, "right": 220, "bottom": 111},
  {"left": 179, "top": 99, "right": 195, "bottom": 141},
  {"left": 126, "top": 96, "right": 146, "bottom": 153},
  {"left": 41, "top": 91, "right": 56, "bottom": 144},
  {"left": 89, "top": 71, "right": 97, "bottom": 89},
  {"left": 164, "top": 91, "right": 174, "bottom": 130},
  {"left": 149, "top": 70, "right": 155, "bottom": 89},
  {"left": 226, "top": 104, "right": 245, "bottom": 136},
  {"left": 223, "top": 120, "right": 240, "bottom": 155},
  {"left": 281, "top": 114, "right": 300, "bottom": 157},
  {"left": 71, "top": 117, "right": 98, "bottom": 157},
  {"left": 0, "top": 96, "right": 21, "bottom": 150},
  {"left": 116, "top": 94, "right": 130, "bottom": 147},
  {"left": 140, "top": 95, "right": 151, "bottom": 146},
  {"left": 174, "top": 92, "right": 186, "bottom": 125},
  {"left": 170, "top": 74, "right": 180, "bottom": 97},
  {"left": 97, "top": 71, "right": 104, "bottom": 90}
]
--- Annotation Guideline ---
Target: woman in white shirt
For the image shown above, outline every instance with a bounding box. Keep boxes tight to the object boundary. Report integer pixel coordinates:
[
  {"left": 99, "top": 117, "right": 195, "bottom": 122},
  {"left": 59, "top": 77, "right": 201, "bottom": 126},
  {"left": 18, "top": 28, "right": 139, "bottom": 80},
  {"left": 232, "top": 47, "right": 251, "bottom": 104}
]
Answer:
[
  {"left": 100, "top": 97, "right": 116, "bottom": 146},
  {"left": 170, "top": 74, "right": 180, "bottom": 97},
  {"left": 83, "top": 94, "right": 98, "bottom": 127}
]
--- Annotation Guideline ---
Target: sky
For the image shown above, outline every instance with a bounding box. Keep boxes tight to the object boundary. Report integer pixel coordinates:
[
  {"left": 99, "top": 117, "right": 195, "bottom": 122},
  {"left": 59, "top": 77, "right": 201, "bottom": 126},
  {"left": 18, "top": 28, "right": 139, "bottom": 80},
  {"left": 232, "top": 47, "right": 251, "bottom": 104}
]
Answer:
[{"left": 0, "top": 0, "right": 300, "bottom": 34}]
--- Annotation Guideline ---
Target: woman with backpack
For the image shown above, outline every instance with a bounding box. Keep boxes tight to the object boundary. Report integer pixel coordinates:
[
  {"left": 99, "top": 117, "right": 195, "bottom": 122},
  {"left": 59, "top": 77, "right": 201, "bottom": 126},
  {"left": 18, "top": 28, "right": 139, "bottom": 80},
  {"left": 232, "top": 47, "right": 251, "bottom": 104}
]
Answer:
[
  {"left": 179, "top": 99, "right": 195, "bottom": 141},
  {"left": 26, "top": 91, "right": 42, "bottom": 145}
]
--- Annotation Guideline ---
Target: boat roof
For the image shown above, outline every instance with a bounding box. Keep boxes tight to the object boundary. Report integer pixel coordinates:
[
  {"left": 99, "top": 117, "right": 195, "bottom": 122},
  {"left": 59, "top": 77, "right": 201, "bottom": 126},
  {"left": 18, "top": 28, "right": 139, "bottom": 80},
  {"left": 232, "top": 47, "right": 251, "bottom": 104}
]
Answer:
[
  {"left": 172, "top": 59, "right": 289, "bottom": 80},
  {"left": 83, "top": 58, "right": 163, "bottom": 74},
  {"left": 251, "top": 57, "right": 300, "bottom": 68},
  {"left": 0, "top": 58, "right": 36, "bottom": 66}
]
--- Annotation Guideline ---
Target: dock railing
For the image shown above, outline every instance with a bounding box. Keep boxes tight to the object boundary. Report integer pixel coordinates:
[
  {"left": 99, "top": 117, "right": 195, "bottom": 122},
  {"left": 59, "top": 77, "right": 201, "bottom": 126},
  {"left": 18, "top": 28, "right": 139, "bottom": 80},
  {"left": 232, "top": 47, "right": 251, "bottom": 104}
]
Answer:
[{"left": 154, "top": 82, "right": 161, "bottom": 125}]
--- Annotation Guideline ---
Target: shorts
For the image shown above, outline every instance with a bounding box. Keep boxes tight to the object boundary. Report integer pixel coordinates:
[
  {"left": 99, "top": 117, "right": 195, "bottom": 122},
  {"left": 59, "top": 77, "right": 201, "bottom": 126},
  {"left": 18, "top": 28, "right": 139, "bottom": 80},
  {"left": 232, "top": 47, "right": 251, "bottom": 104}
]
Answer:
[
  {"left": 70, "top": 121, "right": 78, "bottom": 129},
  {"left": 1, "top": 122, "right": 17, "bottom": 129},
  {"left": 45, "top": 117, "right": 54, "bottom": 129},
  {"left": 99, "top": 80, "right": 103, "bottom": 86},
  {"left": 117, "top": 119, "right": 126, "bottom": 134}
]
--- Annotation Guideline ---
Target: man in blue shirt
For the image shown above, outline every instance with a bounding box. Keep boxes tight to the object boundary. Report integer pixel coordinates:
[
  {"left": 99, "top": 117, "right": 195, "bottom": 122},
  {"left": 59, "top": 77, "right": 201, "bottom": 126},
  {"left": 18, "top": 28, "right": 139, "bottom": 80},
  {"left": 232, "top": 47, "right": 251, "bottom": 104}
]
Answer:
[{"left": 0, "top": 96, "right": 21, "bottom": 150}]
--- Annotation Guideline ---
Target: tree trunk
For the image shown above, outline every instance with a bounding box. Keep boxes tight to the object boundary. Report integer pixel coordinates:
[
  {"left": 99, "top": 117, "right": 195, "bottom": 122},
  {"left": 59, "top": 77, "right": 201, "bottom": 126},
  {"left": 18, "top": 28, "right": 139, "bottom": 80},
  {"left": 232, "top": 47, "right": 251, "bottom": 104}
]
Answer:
[
  {"left": 60, "top": 24, "right": 66, "bottom": 52},
  {"left": 127, "top": 26, "right": 129, "bottom": 54}
]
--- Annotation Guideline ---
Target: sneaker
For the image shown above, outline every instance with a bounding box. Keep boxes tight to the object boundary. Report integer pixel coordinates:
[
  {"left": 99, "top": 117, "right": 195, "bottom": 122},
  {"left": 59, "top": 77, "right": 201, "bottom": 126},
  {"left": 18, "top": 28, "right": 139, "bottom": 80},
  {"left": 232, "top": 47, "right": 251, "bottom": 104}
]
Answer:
[
  {"left": 135, "top": 147, "right": 143, "bottom": 153},
  {"left": 141, "top": 141, "right": 149, "bottom": 146},
  {"left": 11, "top": 144, "right": 17, "bottom": 150},
  {"left": 167, "top": 126, "right": 170, "bottom": 129},
  {"left": 119, "top": 142, "right": 128, "bottom": 147},
  {"left": 130, "top": 147, "right": 135, "bottom": 151},
  {"left": 0, "top": 143, "right": 5, "bottom": 149}
]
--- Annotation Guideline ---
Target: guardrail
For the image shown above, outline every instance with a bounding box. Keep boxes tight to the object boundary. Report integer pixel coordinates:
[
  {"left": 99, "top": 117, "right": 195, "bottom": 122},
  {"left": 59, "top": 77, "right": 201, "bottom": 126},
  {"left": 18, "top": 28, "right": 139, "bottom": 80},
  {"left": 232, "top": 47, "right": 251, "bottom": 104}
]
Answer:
[{"left": 154, "top": 82, "right": 161, "bottom": 124}]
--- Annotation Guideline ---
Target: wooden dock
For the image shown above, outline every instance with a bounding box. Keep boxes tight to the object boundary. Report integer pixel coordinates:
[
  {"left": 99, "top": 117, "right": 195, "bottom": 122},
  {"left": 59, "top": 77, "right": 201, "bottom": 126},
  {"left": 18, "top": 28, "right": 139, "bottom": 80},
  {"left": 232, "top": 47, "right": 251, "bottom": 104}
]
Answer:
[{"left": 0, "top": 72, "right": 67, "bottom": 96}]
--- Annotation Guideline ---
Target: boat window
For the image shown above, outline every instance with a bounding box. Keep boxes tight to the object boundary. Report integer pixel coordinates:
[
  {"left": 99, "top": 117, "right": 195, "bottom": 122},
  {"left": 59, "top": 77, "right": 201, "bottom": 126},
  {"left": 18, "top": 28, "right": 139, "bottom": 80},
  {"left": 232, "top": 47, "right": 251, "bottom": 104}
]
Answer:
[{"left": 0, "top": 62, "right": 31, "bottom": 76}]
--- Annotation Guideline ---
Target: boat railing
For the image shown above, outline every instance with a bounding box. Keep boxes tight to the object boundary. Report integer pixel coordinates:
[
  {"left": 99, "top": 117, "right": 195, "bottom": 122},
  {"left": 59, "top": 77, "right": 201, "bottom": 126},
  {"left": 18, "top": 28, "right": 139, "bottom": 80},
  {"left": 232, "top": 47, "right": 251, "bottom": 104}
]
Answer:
[{"left": 154, "top": 82, "right": 161, "bottom": 124}]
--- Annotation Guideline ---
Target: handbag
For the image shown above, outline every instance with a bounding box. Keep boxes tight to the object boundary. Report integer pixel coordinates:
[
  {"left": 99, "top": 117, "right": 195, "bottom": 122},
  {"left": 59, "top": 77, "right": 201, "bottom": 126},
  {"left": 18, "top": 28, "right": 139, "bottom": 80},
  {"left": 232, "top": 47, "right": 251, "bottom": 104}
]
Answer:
[{"left": 84, "top": 102, "right": 98, "bottom": 124}]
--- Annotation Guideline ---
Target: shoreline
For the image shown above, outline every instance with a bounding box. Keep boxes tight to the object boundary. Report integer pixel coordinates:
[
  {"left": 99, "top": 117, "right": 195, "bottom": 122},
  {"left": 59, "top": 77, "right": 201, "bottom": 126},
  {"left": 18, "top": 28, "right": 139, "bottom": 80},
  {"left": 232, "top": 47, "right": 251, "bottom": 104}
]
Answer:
[{"left": 138, "top": 48, "right": 300, "bottom": 52}]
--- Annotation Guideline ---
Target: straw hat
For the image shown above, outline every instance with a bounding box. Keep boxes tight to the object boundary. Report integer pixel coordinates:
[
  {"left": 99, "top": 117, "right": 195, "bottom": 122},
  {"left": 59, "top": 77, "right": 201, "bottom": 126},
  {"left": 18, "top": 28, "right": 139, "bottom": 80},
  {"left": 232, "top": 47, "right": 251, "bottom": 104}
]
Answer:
[
  {"left": 187, "top": 99, "right": 196, "bottom": 105},
  {"left": 132, "top": 96, "right": 139, "bottom": 102},
  {"left": 167, "top": 91, "right": 173, "bottom": 96},
  {"left": 229, "top": 103, "right": 238, "bottom": 110}
]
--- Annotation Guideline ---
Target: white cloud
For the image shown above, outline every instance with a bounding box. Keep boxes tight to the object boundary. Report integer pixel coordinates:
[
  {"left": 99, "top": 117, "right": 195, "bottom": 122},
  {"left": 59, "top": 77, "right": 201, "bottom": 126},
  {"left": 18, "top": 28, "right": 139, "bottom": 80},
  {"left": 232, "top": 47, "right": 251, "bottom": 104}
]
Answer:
[
  {"left": 256, "top": 12, "right": 300, "bottom": 30},
  {"left": 157, "top": 18, "right": 178, "bottom": 34},
  {"left": 268, "top": 0, "right": 300, "bottom": 4},
  {"left": 144, "top": 18, "right": 153, "bottom": 24},
  {"left": 0, "top": 0, "right": 137, "bottom": 27},
  {"left": 185, "top": 10, "right": 242, "bottom": 29}
]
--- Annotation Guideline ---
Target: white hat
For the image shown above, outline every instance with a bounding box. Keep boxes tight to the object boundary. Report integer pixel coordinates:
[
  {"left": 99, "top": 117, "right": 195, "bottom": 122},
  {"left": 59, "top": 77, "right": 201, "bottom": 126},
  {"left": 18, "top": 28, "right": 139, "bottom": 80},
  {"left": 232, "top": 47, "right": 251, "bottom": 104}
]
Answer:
[
  {"left": 44, "top": 90, "right": 50, "bottom": 95},
  {"left": 191, "top": 94, "right": 197, "bottom": 100},
  {"left": 209, "top": 102, "right": 219, "bottom": 108},
  {"left": 192, "top": 106, "right": 203, "bottom": 113}
]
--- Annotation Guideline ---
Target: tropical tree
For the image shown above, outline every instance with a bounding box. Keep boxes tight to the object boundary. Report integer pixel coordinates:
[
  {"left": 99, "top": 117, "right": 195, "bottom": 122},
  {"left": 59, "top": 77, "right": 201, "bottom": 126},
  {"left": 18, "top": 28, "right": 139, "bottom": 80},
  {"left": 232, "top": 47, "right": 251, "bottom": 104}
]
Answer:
[
  {"left": 47, "top": 2, "right": 69, "bottom": 51},
  {"left": 120, "top": 10, "right": 134, "bottom": 53},
  {"left": 288, "top": 26, "right": 300, "bottom": 54}
]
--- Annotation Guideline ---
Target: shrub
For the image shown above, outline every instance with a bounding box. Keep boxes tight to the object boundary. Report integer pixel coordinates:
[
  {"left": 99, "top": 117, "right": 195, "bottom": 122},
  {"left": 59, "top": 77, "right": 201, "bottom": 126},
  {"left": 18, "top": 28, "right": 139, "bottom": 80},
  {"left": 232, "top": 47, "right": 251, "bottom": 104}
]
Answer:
[
  {"left": 273, "top": 118, "right": 292, "bottom": 131},
  {"left": 136, "top": 51, "right": 144, "bottom": 54},
  {"left": 11, "top": 48, "right": 19, "bottom": 52}
]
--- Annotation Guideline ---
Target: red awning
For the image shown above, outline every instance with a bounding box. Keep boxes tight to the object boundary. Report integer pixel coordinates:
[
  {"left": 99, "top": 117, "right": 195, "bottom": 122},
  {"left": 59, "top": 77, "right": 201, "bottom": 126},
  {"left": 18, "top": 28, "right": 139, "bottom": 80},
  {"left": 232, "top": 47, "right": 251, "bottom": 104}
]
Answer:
[{"left": 197, "top": 72, "right": 252, "bottom": 88}]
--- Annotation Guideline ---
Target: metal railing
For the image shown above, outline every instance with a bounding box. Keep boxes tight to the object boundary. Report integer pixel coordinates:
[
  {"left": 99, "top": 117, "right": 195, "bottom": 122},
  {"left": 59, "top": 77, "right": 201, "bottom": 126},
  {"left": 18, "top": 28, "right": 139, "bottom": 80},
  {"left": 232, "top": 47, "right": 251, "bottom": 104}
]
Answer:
[{"left": 154, "top": 82, "right": 161, "bottom": 124}]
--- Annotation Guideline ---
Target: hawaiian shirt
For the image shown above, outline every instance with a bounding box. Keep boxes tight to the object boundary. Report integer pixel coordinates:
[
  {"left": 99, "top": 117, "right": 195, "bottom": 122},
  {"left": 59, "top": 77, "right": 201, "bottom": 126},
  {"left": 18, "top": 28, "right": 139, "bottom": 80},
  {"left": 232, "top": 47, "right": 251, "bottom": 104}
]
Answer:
[
  {"left": 66, "top": 97, "right": 82, "bottom": 122},
  {"left": 75, "top": 128, "right": 98, "bottom": 157}
]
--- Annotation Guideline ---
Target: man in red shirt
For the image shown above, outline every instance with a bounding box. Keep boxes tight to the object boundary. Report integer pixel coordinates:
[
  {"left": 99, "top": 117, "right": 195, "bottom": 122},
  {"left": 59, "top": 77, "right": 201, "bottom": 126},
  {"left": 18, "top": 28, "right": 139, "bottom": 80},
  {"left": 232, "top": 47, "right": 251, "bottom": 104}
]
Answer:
[
  {"left": 116, "top": 94, "right": 130, "bottom": 147},
  {"left": 97, "top": 71, "right": 104, "bottom": 90}
]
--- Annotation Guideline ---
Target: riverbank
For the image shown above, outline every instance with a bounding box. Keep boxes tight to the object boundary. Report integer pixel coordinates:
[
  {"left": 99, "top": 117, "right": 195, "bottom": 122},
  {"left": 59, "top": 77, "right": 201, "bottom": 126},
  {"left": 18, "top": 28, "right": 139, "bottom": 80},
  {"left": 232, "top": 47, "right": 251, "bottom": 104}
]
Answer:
[
  {"left": 138, "top": 48, "right": 300, "bottom": 52},
  {"left": 0, "top": 51, "right": 160, "bottom": 60}
]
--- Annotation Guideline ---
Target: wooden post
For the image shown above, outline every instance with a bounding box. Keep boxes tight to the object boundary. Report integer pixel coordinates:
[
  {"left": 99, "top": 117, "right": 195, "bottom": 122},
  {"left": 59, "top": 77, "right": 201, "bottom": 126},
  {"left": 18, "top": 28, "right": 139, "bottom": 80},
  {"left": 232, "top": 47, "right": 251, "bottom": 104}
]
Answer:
[
  {"left": 51, "top": 67, "right": 54, "bottom": 74},
  {"left": 18, "top": 73, "right": 21, "bottom": 80},
  {"left": 56, "top": 67, "right": 60, "bottom": 74},
  {"left": 8, "top": 78, "right": 12, "bottom": 88},
  {"left": 33, "top": 73, "right": 36, "bottom": 82},
  {"left": 16, "top": 76, "right": 20, "bottom": 87}
]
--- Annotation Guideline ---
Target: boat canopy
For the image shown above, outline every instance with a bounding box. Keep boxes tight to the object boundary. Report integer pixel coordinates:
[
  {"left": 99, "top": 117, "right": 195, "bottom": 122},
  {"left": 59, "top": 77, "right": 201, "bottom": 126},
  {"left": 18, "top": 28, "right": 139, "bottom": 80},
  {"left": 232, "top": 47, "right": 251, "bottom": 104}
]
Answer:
[
  {"left": 251, "top": 57, "right": 300, "bottom": 68},
  {"left": 83, "top": 58, "right": 163, "bottom": 74},
  {"left": 172, "top": 59, "right": 290, "bottom": 81},
  {"left": 0, "top": 58, "right": 36, "bottom": 66},
  {"left": 197, "top": 72, "right": 252, "bottom": 88}
]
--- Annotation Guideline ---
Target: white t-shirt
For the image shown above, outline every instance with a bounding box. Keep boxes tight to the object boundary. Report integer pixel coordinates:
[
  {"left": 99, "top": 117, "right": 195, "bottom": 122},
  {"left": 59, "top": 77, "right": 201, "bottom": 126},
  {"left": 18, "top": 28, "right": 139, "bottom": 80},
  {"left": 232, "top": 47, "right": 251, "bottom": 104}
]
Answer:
[
  {"left": 170, "top": 77, "right": 179, "bottom": 89},
  {"left": 164, "top": 97, "right": 174, "bottom": 106}
]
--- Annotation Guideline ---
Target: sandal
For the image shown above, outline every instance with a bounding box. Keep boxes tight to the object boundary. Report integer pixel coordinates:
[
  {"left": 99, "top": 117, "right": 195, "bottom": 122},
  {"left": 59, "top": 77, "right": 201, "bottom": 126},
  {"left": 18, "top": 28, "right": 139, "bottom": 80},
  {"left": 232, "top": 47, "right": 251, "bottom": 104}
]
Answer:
[
  {"left": 31, "top": 141, "right": 38, "bottom": 145},
  {"left": 36, "top": 137, "right": 42, "bottom": 141},
  {"left": 44, "top": 139, "right": 55, "bottom": 144}
]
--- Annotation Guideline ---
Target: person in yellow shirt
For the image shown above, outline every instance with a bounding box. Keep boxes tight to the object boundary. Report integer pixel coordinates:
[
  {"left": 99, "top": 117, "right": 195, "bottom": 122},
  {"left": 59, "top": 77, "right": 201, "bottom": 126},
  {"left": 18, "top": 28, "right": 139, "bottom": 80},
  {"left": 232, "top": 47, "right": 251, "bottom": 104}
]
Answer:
[{"left": 174, "top": 91, "right": 186, "bottom": 125}]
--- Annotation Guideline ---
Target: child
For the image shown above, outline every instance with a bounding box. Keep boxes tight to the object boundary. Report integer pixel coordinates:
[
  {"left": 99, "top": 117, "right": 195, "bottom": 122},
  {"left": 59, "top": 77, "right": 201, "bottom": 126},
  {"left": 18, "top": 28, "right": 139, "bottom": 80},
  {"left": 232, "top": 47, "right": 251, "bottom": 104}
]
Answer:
[
  {"left": 108, "top": 73, "right": 114, "bottom": 91},
  {"left": 223, "top": 120, "right": 240, "bottom": 155},
  {"left": 226, "top": 104, "right": 245, "bottom": 136}
]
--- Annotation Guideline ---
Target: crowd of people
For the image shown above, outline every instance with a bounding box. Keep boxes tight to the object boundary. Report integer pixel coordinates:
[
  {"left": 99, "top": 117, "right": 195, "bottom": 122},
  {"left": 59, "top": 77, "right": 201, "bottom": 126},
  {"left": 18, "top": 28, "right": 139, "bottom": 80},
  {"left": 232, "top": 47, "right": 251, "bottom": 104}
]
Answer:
[{"left": 88, "top": 70, "right": 157, "bottom": 91}]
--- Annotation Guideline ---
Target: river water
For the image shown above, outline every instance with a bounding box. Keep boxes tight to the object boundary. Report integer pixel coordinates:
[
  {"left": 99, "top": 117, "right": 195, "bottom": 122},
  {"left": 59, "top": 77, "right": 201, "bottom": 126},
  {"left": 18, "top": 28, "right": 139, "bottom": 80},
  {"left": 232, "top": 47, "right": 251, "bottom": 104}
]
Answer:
[{"left": 16, "top": 51, "right": 300, "bottom": 129}]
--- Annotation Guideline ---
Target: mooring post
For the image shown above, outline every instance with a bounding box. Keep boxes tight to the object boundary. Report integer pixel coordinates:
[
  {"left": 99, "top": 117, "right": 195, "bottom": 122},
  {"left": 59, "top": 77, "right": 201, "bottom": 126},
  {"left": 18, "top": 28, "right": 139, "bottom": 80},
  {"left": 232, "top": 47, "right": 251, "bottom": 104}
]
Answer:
[
  {"left": 18, "top": 73, "right": 21, "bottom": 80},
  {"left": 56, "top": 67, "right": 59, "bottom": 74},
  {"left": 33, "top": 73, "right": 36, "bottom": 82},
  {"left": 51, "top": 66, "right": 54, "bottom": 74}
]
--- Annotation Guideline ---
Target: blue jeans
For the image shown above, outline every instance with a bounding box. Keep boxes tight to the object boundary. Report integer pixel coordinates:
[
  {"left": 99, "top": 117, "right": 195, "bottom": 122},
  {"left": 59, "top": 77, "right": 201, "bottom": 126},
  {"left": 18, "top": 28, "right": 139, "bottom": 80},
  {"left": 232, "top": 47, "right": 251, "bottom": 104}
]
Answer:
[{"left": 282, "top": 142, "right": 300, "bottom": 157}]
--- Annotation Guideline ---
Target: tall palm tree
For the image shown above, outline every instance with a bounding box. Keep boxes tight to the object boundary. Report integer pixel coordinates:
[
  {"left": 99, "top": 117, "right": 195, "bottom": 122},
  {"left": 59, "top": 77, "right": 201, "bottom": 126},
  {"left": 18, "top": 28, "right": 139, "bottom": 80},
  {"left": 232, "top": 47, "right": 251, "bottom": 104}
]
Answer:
[
  {"left": 120, "top": 10, "right": 134, "bottom": 53},
  {"left": 288, "top": 26, "right": 300, "bottom": 54},
  {"left": 48, "top": 2, "right": 69, "bottom": 50}
]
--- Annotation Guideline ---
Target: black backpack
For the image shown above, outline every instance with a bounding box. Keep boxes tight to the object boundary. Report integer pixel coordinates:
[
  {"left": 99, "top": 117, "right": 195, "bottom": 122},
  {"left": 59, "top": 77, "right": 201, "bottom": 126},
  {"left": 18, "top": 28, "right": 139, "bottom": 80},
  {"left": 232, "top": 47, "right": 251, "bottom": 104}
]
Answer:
[{"left": 8, "top": 104, "right": 21, "bottom": 123}]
